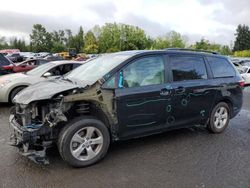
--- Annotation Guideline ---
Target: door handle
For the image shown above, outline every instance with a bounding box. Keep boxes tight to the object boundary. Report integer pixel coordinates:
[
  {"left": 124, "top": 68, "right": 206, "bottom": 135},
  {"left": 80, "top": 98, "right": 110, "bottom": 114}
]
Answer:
[
  {"left": 175, "top": 87, "right": 185, "bottom": 94},
  {"left": 160, "top": 88, "right": 171, "bottom": 96}
]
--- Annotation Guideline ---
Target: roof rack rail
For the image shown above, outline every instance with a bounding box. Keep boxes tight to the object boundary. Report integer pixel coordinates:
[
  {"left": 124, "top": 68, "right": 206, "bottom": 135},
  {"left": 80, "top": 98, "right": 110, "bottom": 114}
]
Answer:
[{"left": 165, "top": 48, "right": 220, "bottom": 55}]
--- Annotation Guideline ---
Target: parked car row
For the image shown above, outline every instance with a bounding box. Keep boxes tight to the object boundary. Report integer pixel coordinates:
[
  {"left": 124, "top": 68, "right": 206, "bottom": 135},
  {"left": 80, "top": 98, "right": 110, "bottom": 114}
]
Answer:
[
  {"left": 231, "top": 58, "right": 250, "bottom": 85},
  {"left": 4, "top": 49, "right": 244, "bottom": 168}
]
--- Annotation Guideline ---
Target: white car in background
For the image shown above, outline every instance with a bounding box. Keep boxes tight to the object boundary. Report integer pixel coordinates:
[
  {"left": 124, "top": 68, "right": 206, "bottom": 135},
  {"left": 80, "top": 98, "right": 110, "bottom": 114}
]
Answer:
[
  {"left": 0, "top": 61, "right": 82, "bottom": 103},
  {"left": 240, "top": 66, "right": 250, "bottom": 85}
]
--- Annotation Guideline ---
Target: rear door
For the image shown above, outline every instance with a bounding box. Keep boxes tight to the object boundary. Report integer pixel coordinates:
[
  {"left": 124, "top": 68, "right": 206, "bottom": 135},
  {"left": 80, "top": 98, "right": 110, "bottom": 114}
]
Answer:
[
  {"left": 115, "top": 55, "right": 171, "bottom": 139},
  {"left": 167, "top": 55, "right": 216, "bottom": 126}
]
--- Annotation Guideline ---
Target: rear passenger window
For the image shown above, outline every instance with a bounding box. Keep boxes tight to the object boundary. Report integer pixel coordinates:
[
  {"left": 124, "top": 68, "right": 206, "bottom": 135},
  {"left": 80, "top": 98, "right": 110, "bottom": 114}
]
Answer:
[
  {"left": 170, "top": 56, "right": 207, "bottom": 82},
  {"left": 207, "top": 57, "right": 235, "bottom": 78}
]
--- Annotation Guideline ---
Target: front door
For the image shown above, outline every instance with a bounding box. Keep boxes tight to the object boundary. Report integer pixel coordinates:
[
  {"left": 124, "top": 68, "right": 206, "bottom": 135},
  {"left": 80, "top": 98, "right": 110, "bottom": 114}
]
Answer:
[{"left": 115, "top": 55, "right": 171, "bottom": 139}]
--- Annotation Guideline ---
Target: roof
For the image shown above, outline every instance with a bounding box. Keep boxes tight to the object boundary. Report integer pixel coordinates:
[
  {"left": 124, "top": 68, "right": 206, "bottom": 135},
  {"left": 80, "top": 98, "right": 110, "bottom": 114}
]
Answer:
[
  {"left": 49, "top": 60, "right": 81, "bottom": 65},
  {"left": 111, "top": 49, "right": 223, "bottom": 57}
]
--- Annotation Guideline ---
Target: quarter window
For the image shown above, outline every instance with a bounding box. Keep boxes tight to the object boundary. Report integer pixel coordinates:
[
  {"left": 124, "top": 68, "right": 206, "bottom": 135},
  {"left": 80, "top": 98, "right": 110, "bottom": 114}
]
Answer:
[
  {"left": 207, "top": 57, "right": 236, "bottom": 78},
  {"left": 123, "top": 56, "right": 165, "bottom": 88},
  {"left": 170, "top": 56, "right": 208, "bottom": 82}
]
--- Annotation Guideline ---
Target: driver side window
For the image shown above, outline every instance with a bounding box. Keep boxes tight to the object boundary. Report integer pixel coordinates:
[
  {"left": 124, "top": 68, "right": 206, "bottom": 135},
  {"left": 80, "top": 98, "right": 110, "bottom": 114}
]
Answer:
[{"left": 122, "top": 56, "right": 165, "bottom": 88}]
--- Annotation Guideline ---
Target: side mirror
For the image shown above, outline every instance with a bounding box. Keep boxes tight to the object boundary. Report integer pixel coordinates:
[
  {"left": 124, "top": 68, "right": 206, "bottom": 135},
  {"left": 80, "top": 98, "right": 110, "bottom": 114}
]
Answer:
[{"left": 43, "top": 72, "right": 52, "bottom": 78}]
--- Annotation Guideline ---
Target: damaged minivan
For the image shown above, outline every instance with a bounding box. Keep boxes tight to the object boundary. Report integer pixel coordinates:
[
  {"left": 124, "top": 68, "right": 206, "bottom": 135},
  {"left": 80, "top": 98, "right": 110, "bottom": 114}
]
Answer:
[{"left": 9, "top": 49, "right": 244, "bottom": 167}]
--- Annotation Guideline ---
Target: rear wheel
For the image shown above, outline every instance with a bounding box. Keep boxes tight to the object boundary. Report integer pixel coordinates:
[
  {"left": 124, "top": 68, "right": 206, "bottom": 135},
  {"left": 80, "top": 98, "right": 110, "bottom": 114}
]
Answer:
[
  {"left": 58, "top": 117, "right": 110, "bottom": 167},
  {"left": 207, "top": 102, "right": 230, "bottom": 133}
]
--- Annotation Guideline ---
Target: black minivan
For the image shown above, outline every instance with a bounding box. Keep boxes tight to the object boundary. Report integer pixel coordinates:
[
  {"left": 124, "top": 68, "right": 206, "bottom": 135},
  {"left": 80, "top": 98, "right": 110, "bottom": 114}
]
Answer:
[{"left": 10, "top": 49, "right": 244, "bottom": 167}]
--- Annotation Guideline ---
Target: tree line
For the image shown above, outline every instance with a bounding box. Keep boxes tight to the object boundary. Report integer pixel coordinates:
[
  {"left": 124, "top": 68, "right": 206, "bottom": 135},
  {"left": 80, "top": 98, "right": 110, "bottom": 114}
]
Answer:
[{"left": 0, "top": 23, "right": 248, "bottom": 55}]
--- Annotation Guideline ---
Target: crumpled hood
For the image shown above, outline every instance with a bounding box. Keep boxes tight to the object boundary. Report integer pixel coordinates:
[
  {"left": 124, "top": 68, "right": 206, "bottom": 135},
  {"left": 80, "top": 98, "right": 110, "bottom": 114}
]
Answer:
[{"left": 14, "top": 78, "right": 86, "bottom": 104}]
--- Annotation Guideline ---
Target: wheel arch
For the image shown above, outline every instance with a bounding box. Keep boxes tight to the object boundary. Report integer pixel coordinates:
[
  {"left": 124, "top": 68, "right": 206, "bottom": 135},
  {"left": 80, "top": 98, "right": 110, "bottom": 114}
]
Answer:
[
  {"left": 8, "top": 85, "right": 29, "bottom": 102},
  {"left": 216, "top": 97, "right": 233, "bottom": 118}
]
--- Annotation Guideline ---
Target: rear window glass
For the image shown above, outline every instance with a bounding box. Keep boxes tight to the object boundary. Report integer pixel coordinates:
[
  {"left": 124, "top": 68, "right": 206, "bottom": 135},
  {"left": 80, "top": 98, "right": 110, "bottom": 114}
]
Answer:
[
  {"left": 170, "top": 56, "right": 208, "bottom": 82},
  {"left": 0, "top": 54, "right": 10, "bottom": 66},
  {"left": 207, "top": 57, "right": 235, "bottom": 78}
]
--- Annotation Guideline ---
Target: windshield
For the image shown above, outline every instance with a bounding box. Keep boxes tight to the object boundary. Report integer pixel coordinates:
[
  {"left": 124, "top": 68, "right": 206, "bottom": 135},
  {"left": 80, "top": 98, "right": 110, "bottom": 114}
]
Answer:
[
  {"left": 26, "top": 62, "right": 55, "bottom": 76},
  {"left": 66, "top": 53, "right": 133, "bottom": 83}
]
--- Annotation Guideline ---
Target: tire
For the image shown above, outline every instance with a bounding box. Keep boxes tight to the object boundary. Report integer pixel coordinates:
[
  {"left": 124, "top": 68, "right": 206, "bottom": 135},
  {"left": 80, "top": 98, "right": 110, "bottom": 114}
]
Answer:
[
  {"left": 207, "top": 102, "right": 230, "bottom": 133},
  {"left": 9, "top": 86, "right": 26, "bottom": 104},
  {"left": 58, "top": 117, "right": 110, "bottom": 167}
]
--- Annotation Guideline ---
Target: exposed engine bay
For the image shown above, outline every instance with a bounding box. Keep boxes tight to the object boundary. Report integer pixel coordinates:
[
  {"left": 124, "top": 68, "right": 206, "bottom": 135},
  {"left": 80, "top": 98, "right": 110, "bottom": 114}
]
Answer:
[{"left": 9, "top": 82, "right": 116, "bottom": 164}]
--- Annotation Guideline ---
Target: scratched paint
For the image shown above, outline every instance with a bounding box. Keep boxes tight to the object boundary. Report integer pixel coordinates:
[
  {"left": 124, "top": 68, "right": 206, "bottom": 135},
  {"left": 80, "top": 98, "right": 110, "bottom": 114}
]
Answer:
[
  {"left": 126, "top": 98, "right": 171, "bottom": 107},
  {"left": 200, "top": 110, "right": 206, "bottom": 117},
  {"left": 166, "top": 105, "right": 172, "bottom": 112},
  {"left": 166, "top": 116, "right": 175, "bottom": 124},
  {"left": 181, "top": 99, "right": 188, "bottom": 106},
  {"left": 126, "top": 121, "right": 156, "bottom": 127}
]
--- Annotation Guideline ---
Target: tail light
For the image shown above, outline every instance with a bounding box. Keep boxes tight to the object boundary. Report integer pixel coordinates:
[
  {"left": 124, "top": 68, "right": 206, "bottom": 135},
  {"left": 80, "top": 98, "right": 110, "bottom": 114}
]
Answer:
[{"left": 238, "top": 80, "right": 245, "bottom": 87}]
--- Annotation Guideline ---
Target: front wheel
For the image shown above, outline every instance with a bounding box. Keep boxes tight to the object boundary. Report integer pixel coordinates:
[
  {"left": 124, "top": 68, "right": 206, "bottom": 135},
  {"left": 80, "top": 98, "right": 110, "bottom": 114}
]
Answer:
[
  {"left": 58, "top": 117, "right": 110, "bottom": 167},
  {"left": 207, "top": 102, "right": 230, "bottom": 133}
]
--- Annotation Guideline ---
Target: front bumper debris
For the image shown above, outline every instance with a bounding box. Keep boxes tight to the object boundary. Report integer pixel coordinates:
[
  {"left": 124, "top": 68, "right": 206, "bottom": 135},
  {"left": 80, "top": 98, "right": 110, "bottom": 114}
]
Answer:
[{"left": 9, "top": 114, "right": 51, "bottom": 165}]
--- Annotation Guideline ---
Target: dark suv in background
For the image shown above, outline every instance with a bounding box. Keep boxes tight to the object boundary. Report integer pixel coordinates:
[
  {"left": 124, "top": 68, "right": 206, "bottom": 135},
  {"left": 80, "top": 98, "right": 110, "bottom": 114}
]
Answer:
[{"left": 10, "top": 49, "right": 244, "bottom": 167}]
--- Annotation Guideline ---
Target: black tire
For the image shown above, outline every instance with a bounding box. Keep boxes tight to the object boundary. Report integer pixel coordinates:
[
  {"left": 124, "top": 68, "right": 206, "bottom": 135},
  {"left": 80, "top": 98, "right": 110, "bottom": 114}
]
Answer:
[
  {"left": 9, "top": 86, "right": 26, "bottom": 104},
  {"left": 207, "top": 102, "right": 230, "bottom": 133},
  {"left": 58, "top": 117, "right": 110, "bottom": 167}
]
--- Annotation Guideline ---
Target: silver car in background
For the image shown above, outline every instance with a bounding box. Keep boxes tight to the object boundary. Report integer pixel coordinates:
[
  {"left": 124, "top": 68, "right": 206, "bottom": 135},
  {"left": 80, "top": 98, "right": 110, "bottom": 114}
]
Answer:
[{"left": 0, "top": 61, "right": 82, "bottom": 103}]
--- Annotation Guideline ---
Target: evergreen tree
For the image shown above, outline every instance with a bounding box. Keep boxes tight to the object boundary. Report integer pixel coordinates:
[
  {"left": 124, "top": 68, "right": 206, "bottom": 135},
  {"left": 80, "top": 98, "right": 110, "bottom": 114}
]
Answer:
[{"left": 233, "top": 24, "right": 250, "bottom": 51}]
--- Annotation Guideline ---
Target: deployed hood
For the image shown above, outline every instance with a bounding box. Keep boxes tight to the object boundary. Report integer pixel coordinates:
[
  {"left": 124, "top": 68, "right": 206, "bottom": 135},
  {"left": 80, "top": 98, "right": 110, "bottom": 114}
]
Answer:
[{"left": 14, "top": 78, "right": 86, "bottom": 104}]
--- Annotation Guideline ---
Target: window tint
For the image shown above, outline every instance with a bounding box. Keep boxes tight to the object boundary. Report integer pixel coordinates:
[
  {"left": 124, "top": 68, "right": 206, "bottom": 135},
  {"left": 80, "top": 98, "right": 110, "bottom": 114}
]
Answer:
[
  {"left": 73, "top": 63, "right": 81, "bottom": 69},
  {"left": 170, "top": 56, "right": 207, "bottom": 82},
  {"left": 38, "top": 60, "right": 49, "bottom": 65},
  {"left": 48, "top": 64, "right": 74, "bottom": 76},
  {"left": 0, "top": 54, "right": 10, "bottom": 66},
  {"left": 104, "top": 76, "right": 115, "bottom": 88},
  {"left": 123, "top": 56, "right": 165, "bottom": 88},
  {"left": 207, "top": 57, "right": 235, "bottom": 78}
]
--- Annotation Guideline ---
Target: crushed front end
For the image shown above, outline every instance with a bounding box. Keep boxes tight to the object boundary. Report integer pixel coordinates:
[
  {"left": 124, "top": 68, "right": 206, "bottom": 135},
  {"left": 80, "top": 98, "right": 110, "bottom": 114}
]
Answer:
[{"left": 9, "top": 100, "right": 70, "bottom": 164}]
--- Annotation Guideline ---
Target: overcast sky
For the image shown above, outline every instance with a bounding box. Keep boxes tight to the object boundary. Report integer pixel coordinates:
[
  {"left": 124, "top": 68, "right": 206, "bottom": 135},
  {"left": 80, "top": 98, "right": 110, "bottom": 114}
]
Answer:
[{"left": 0, "top": 0, "right": 249, "bottom": 45}]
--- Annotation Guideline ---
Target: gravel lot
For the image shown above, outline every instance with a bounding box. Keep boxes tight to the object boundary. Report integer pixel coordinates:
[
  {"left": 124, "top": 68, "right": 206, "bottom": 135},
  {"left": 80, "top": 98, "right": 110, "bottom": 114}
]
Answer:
[{"left": 0, "top": 88, "right": 249, "bottom": 188}]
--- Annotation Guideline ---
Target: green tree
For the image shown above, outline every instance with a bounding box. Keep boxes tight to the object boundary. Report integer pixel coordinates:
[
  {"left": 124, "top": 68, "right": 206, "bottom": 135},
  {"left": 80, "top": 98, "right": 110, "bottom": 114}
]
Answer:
[
  {"left": 194, "top": 38, "right": 210, "bottom": 50},
  {"left": 50, "top": 30, "right": 67, "bottom": 52},
  {"left": 152, "top": 36, "right": 170, "bottom": 49},
  {"left": 67, "top": 26, "right": 84, "bottom": 53},
  {"left": 0, "top": 36, "right": 9, "bottom": 50},
  {"left": 84, "top": 31, "right": 99, "bottom": 54},
  {"left": 233, "top": 24, "right": 250, "bottom": 51},
  {"left": 168, "top": 31, "right": 186, "bottom": 48},
  {"left": 151, "top": 31, "right": 186, "bottom": 50},
  {"left": 9, "top": 37, "right": 28, "bottom": 51},
  {"left": 98, "top": 23, "right": 149, "bottom": 52},
  {"left": 30, "top": 24, "right": 52, "bottom": 52},
  {"left": 192, "top": 38, "right": 232, "bottom": 55},
  {"left": 98, "top": 23, "right": 121, "bottom": 52}
]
